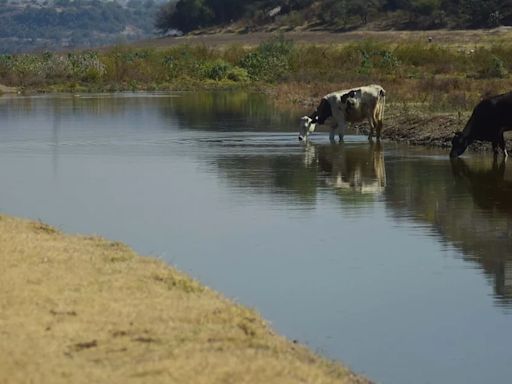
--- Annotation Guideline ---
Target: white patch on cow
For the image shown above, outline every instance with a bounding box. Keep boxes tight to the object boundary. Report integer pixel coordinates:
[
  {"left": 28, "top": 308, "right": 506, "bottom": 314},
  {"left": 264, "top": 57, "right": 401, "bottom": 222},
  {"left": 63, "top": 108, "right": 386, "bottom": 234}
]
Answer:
[{"left": 301, "top": 84, "right": 386, "bottom": 142}]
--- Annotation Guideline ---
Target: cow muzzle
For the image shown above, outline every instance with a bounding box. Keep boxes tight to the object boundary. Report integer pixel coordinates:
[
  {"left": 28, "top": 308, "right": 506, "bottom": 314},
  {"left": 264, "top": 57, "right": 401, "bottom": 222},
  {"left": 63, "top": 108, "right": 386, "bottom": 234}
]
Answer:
[{"left": 449, "top": 147, "right": 465, "bottom": 158}]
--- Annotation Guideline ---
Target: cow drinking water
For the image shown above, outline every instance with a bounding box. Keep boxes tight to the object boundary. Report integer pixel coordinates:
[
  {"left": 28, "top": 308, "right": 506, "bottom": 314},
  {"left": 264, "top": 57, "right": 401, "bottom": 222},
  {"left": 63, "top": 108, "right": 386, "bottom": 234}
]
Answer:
[
  {"left": 450, "top": 91, "right": 512, "bottom": 158},
  {"left": 298, "top": 84, "right": 386, "bottom": 142}
]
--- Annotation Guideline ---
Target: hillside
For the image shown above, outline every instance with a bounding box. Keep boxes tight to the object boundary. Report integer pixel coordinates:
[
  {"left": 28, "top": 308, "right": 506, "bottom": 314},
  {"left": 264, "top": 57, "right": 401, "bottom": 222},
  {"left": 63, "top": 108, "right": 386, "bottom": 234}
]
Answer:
[
  {"left": 0, "top": 0, "right": 164, "bottom": 53},
  {"left": 155, "top": 0, "right": 512, "bottom": 35},
  {"left": 2, "top": 0, "right": 512, "bottom": 54}
]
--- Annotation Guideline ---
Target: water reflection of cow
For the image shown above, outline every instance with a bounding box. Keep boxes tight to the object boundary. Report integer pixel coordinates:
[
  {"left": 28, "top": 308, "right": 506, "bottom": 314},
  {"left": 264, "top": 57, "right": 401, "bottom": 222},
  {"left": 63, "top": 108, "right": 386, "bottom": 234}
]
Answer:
[
  {"left": 451, "top": 157, "right": 512, "bottom": 304},
  {"left": 450, "top": 157, "right": 512, "bottom": 213},
  {"left": 304, "top": 142, "right": 386, "bottom": 194}
]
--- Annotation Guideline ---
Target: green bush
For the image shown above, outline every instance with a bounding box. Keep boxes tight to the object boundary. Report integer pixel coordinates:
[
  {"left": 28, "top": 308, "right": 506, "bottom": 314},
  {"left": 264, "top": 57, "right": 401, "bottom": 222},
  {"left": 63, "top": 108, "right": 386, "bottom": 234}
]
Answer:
[
  {"left": 68, "top": 52, "right": 105, "bottom": 82},
  {"left": 480, "top": 55, "right": 508, "bottom": 78},
  {"left": 348, "top": 42, "right": 401, "bottom": 75},
  {"left": 226, "top": 66, "right": 250, "bottom": 82},
  {"left": 239, "top": 36, "right": 295, "bottom": 81},
  {"left": 202, "top": 60, "right": 232, "bottom": 80}
]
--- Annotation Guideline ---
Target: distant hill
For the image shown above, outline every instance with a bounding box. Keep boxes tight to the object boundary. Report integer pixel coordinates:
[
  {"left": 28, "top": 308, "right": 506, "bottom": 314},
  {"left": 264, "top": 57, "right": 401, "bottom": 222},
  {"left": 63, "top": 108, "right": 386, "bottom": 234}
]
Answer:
[
  {"left": 3, "top": 0, "right": 512, "bottom": 54},
  {"left": 0, "top": 0, "right": 166, "bottom": 53},
  {"left": 155, "top": 0, "right": 512, "bottom": 35}
]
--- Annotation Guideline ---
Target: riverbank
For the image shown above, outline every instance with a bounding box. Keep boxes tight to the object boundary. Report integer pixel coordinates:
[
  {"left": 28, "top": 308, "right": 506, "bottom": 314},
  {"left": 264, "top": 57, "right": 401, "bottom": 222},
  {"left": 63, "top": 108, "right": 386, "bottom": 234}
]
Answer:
[
  {"left": 2, "top": 28, "right": 512, "bottom": 152},
  {"left": 3, "top": 83, "right": 503, "bottom": 153},
  {"left": 0, "top": 214, "right": 370, "bottom": 384},
  {"left": 268, "top": 82, "right": 512, "bottom": 153}
]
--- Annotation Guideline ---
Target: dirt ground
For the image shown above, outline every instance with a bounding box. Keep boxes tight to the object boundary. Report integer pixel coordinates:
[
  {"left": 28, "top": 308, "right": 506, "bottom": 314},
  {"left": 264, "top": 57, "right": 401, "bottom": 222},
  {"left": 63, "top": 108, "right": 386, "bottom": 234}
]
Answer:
[
  {"left": 336, "top": 107, "right": 510, "bottom": 153},
  {"left": 0, "top": 214, "right": 370, "bottom": 384}
]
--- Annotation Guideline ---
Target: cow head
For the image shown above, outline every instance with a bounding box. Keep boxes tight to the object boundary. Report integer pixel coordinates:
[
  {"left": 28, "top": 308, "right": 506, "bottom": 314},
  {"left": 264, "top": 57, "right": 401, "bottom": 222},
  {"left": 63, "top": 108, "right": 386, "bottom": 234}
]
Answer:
[
  {"left": 449, "top": 132, "right": 469, "bottom": 158},
  {"left": 298, "top": 116, "right": 316, "bottom": 141}
]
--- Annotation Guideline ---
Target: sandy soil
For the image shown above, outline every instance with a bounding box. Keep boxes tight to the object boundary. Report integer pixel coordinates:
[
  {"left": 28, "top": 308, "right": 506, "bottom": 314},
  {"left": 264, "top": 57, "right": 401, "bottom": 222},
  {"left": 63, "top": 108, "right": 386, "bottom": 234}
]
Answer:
[
  {"left": 0, "top": 214, "right": 370, "bottom": 384},
  {"left": 0, "top": 83, "right": 18, "bottom": 93}
]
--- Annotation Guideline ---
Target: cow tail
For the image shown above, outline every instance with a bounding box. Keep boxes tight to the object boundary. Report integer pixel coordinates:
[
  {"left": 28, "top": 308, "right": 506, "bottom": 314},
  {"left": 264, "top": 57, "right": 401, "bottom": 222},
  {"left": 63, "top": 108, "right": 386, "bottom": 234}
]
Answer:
[{"left": 378, "top": 89, "right": 386, "bottom": 123}]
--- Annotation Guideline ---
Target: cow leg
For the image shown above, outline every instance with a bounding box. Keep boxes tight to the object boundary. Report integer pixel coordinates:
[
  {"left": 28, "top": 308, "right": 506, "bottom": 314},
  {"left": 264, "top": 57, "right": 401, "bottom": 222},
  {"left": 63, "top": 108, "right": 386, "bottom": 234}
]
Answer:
[
  {"left": 376, "top": 119, "right": 383, "bottom": 141},
  {"left": 329, "top": 124, "right": 337, "bottom": 144},
  {"left": 331, "top": 110, "right": 346, "bottom": 143},
  {"left": 498, "top": 133, "right": 508, "bottom": 158},
  {"left": 493, "top": 142, "right": 499, "bottom": 157},
  {"left": 338, "top": 121, "right": 346, "bottom": 142},
  {"left": 367, "top": 117, "right": 375, "bottom": 141}
]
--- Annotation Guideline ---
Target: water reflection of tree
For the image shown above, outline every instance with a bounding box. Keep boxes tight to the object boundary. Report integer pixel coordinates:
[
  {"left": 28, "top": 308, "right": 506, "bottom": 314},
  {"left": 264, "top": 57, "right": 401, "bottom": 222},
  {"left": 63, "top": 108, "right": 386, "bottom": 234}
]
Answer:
[
  {"left": 215, "top": 153, "right": 319, "bottom": 207},
  {"left": 0, "top": 94, "right": 166, "bottom": 118},
  {"left": 162, "top": 91, "right": 297, "bottom": 131},
  {"left": 0, "top": 92, "right": 295, "bottom": 127}
]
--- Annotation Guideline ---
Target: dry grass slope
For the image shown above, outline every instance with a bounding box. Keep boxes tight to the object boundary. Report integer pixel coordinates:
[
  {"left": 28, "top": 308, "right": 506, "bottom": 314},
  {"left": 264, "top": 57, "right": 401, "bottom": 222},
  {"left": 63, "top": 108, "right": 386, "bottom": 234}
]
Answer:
[{"left": 0, "top": 215, "right": 370, "bottom": 384}]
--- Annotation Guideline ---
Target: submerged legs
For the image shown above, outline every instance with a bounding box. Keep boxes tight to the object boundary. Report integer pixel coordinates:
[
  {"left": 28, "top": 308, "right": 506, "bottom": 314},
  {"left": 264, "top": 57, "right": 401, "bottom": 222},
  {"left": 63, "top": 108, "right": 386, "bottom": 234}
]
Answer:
[
  {"left": 497, "top": 133, "right": 508, "bottom": 158},
  {"left": 329, "top": 122, "right": 345, "bottom": 143}
]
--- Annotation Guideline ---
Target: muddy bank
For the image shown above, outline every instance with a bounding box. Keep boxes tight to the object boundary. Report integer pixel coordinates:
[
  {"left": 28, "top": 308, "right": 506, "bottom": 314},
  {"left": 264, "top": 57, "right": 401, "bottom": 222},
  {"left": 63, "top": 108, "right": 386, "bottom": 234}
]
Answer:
[
  {"left": 379, "top": 111, "right": 460, "bottom": 148},
  {"left": 369, "top": 111, "right": 509, "bottom": 154},
  {"left": 0, "top": 214, "right": 370, "bottom": 384}
]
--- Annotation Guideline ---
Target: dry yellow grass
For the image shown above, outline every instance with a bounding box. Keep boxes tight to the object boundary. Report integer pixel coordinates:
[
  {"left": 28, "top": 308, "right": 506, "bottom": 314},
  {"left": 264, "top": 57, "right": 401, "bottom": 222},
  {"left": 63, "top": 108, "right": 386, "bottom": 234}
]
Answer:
[
  {"left": 137, "top": 28, "right": 512, "bottom": 50},
  {"left": 0, "top": 214, "right": 370, "bottom": 384}
]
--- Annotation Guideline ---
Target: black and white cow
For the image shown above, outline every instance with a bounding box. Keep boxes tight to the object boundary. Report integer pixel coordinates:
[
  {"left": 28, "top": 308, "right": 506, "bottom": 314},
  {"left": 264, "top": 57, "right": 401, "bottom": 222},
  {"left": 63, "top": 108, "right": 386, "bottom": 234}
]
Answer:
[
  {"left": 298, "top": 84, "right": 386, "bottom": 142},
  {"left": 450, "top": 91, "right": 512, "bottom": 158}
]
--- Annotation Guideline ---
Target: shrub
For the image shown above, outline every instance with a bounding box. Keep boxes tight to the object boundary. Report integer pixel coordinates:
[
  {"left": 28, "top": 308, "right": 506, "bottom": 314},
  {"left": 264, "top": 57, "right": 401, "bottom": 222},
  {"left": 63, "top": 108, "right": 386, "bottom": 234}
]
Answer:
[
  {"left": 239, "top": 36, "right": 295, "bottom": 81},
  {"left": 350, "top": 42, "right": 401, "bottom": 75},
  {"left": 488, "top": 55, "right": 508, "bottom": 78},
  {"left": 226, "top": 66, "right": 250, "bottom": 82},
  {"left": 202, "top": 59, "right": 232, "bottom": 80},
  {"left": 161, "top": 45, "right": 215, "bottom": 81},
  {"left": 67, "top": 51, "right": 105, "bottom": 82},
  {"left": 9, "top": 55, "right": 44, "bottom": 86},
  {"left": 478, "top": 55, "right": 508, "bottom": 79}
]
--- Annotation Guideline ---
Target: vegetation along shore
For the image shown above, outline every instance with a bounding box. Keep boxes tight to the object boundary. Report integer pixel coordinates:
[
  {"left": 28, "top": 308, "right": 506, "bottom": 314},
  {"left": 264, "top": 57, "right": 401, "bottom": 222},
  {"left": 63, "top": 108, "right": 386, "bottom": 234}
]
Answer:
[
  {"left": 1, "top": 29, "right": 512, "bottom": 152},
  {"left": 2, "top": 1, "right": 512, "bottom": 382},
  {"left": 0, "top": 214, "right": 370, "bottom": 384}
]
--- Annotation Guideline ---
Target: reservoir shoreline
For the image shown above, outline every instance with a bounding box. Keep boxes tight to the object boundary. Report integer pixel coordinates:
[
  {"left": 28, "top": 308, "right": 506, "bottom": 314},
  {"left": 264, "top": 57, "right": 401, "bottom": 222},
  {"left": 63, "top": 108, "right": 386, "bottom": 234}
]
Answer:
[{"left": 0, "top": 214, "right": 371, "bottom": 384}]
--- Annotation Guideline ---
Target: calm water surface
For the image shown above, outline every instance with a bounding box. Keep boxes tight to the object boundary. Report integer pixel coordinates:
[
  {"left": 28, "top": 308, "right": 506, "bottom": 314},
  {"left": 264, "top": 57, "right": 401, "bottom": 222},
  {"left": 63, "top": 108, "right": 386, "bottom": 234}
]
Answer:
[{"left": 1, "top": 92, "right": 511, "bottom": 384}]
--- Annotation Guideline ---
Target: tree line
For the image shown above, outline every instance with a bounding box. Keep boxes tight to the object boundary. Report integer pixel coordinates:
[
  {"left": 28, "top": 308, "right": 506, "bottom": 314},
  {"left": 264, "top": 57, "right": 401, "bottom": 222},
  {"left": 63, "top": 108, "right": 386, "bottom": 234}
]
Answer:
[
  {"left": 0, "top": 0, "right": 161, "bottom": 53},
  {"left": 155, "top": 0, "right": 512, "bottom": 33}
]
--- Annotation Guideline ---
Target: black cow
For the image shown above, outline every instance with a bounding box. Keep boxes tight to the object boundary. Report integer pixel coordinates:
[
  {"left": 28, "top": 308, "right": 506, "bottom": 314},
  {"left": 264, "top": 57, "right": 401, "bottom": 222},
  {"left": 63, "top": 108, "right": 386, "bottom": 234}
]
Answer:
[{"left": 450, "top": 91, "right": 512, "bottom": 158}]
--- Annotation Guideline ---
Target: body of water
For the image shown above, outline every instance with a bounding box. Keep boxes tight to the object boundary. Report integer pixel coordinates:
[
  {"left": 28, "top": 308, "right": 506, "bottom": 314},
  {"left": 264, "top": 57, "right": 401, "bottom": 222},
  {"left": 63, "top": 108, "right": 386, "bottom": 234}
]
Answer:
[{"left": 1, "top": 92, "right": 511, "bottom": 384}]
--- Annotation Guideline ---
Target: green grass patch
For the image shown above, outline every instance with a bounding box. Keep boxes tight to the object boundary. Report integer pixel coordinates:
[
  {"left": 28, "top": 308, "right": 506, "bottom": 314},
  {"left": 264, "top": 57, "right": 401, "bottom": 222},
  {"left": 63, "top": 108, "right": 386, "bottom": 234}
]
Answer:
[{"left": 1, "top": 37, "right": 512, "bottom": 112}]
